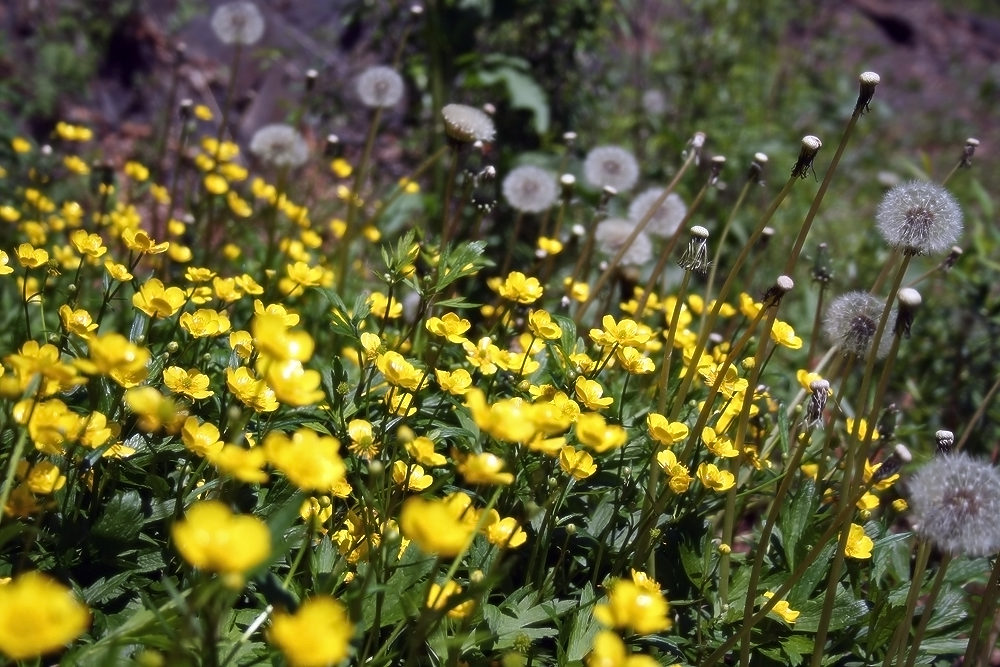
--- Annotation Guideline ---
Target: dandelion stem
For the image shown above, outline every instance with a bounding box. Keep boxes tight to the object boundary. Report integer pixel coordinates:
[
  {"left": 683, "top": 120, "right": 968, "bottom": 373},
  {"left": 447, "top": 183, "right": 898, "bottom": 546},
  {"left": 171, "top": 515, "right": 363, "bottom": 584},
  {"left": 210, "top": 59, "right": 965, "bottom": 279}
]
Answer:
[
  {"left": 964, "top": 553, "right": 1000, "bottom": 665},
  {"left": 884, "top": 538, "right": 931, "bottom": 667},
  {"left": 704, "top": 178, "right": 751, "bottom": 300},
  {"left": 903, "top": 552, "right": 953, "bottom": 667}
]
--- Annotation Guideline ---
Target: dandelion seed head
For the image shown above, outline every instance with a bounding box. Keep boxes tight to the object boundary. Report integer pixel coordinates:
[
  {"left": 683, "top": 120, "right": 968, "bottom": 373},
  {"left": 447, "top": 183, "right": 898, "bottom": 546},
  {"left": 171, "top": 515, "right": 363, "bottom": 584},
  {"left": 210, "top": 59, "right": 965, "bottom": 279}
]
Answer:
[
  {"left": 211, "top": 1, "right": 265, "bottom": 46},
  {"left": 502, "top": 165, "right": 558, "bottom": 213},
  {"left": 908, "top": 452, "right": 1000, "bottom": 556},
  {"left": 627, "top": 188, "right": 687, "bottom": 237},
  {"left": 249, "top": 124, "right": 309, "bottom": 169},
  {"left": 356, "top": 65, "right": 405, "bottom": 109},
  {"left": 594, "top": 218, "right": 652, "bottom": 266},
  {"left": 441, "top": 104, "right": 495, "bottom": 143},
  {"left": 876, "top": 181, "right": 963, "bottom": 256},
  {"left": 583, "top": 145, "right": 639, "bottom": 192},
  {"left": 642, "top": 89, "right": 668, "bottom": 115},
  {"left": 823, "top": 291, "right": 896, "bottom": 359}
]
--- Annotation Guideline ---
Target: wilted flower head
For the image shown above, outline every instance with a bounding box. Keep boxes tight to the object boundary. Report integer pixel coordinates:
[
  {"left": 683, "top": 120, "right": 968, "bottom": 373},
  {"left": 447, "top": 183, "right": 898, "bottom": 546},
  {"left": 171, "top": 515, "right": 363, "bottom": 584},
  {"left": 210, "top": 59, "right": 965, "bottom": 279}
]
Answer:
[
  {"left": 502, "top": 165, "right": 558, "bottom": 213},
  {"left": 876, "top": 181, "right": 963, "bottom": 256},
  {"left": 211, "top": 1, "right": 265, "bottom": 46},
  {"left": 628, "top": 188, "right": 686, "bottom": 237},
  {"left": 356, "top": 65, "right": 404, "bottom": 109},
  {"left": 249, "top": 124, "right": 308, "bottom": 169},
  {"left": 594, "top": 218, "right": 652, "bottom": 267},
  {"left": 441, "top": 103, "right": 495, "bottom": 143},
  {"left": 908, "top": 452, "right": 1000, "bottom": 556},
  {"left": 823, "top": 291, "right": 896, "bottom": 359},
  {"left": 583, "top": 145, "right": 639, "bottom": 192}
]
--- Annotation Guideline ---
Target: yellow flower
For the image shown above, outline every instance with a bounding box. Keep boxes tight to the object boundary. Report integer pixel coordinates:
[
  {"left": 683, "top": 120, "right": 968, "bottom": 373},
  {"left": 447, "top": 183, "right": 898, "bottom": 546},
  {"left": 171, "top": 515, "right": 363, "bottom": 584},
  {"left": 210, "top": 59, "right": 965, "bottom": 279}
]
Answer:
[
  {"left": 594, "top": 579, "right": 672, "bottom": 634},
  {"left": 697, "top": 462, "right": 735, "bottom": 492},
  {"left": 300, "top": 496, "right": 334, "bottom": 528},
  {"left": 575, "top": 377, "right": 613, "bottom": 411},
  {"left": 0, "top": 571, "right": 90, "bottom": 660},
  {"left": 392, "top": 460, "right": 434, "bottom": 491},
  {"left": 264, "top": 429, "right": 347, "bottom": 493},
  {"left": 124, "top": 387, "right": 184, "bottom": 433},
  {"left": 376, "top": 351, "right": 423, "bottom": 391},
  {"left": 55, "top": 121, "right": 92, "bottom": 141},
  {"left": 655, "top": 449, "right": 693, "bottom": 493},
  {"left": 457, "top": 452, "right": 514, "bottom": 485},
  {"left": 537, "top": 236, "right": 563, "bottom": 255},
  {"left": 15, "top": 243, "right": 49, "bottom": 268},
  {"left": 163, "top": 366, "right": 214, "bottom": 400},
  {"left": 496, "top": 270, "right": 544, "bottom": 304},
  {"left": 399, "top": 493, "right": 478, "bottom": 557},
  {"left": 427, "top": 580, "right": 475, "bottom": 619},
  {"left": 347, "top": 419, "right": 379, "bottom": 459},
  {"left": 863, "top": 459, "right": 899, "bottom": 491},
  {"left": 209, "top": 445, "right": 269, "bottom": 484},
  {"left": 58, "top": 305, "right": 98, "bottom": 338},
  {"left": 124, "top": 160, "right": 149, "bottom": 181},
  {"left": 586, "top": 630, "right": 660, "bottom": 667},
  {"left": 25, "top": 460, "right": 66, "bottom": 494},
  {"left": 83, "top": 333, "right": 150, "bottom": 388},
  {"left": 180, "top": 417, "right": 224, "bottom": 458},
  {"left": 483, "top": 511, "right": 528, "bottom": 549},
  {"left": 285, "top": 261, "right": 323, "bottom": 288},
  {"left": 425, "top": 312, "right": 471, "bottom": 343},
  {"left": 330, "top": 158, "right": 353, "bottom": 178},
  {"left": 69, "top": 230, "right": 107, "bottom": 258},
  {"left": 104, "top": 259, "right": 133, "bottom": 281},
  {"left": 121, "top": 228, "right": 169, "bottom": 254},
  {"left": 405, "top": 436, "right": 447, "bottom": 467},
  {"left": 226, "top": 367, "right": 279, "bottom": 412},
  {"left": 194, "top": 104, "right": 213, "bottom": 120},
  {"left": 528, "top": 309, "right": 563, "bottom": 340},
  {"left": 11, "top": 136, "right": 32, "bottom": 153},
  {"left": 646, "top": 413, "right": 689, "bottom": 446},
  {"left": 589, "top": 314, "right": 650, "bottom": 348},
  {"left": 575, "top": 413, "right": 626, "bottom": 454},
  {"left": 845, "top": 418, "right": 879, "bottom": 442},
  {"left": 845, "top": 523, "right": 874, "bottom": 559},
  {"left": 770, "top": 320, "right": 803, "bottom": 350},
  {"left": 63, "top": 155, "right": 90, "bottom": 175},
  {"left": 796, "top": 369, "right": 826, "bottom": 392},
  {"left": 252, "top": 312, "right": 313, "bottom": 362},
  {"left": 269, "top": 596, "right": 354, "bottom": 667},
  {"left": 702, "top": 426, "right": 739, "bottom": 458},
  {"left": 367, "top": 291, "right": 403, "bottom": 319},
  {"left": 762, "top": 591, "right": 800, "bottom": 624},
  {"left": 0, "top": 250, "right": 14, "bottom": 275},
  {"left": 463, "top": 336, "right": 501, "bottom": 375},
  {"left": 615, "top": 346, "right": 655, "bottom": 374},
  {"left": 203, "top": 173, "right": 229, "bottom": 194},
  {"left": 171, "top": 500, "right": 270, "bottom": 580},
  {"left": 263, "top": 359, "right": 325, "bottom": 406},
  {"left": 133, "top": 279, "right": 187, "bottom": 318},
  {"left": 559, "top": 446, "right": 597, "bottom": 480},
  {"left": 435, "top": 368, "right": 472, "bottom": 395}
]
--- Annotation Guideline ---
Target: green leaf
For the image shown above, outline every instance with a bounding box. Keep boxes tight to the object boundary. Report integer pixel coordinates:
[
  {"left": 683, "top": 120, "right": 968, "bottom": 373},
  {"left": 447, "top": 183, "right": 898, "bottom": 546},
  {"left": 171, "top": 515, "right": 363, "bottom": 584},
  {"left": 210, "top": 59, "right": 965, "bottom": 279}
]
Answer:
[
  {"left": 778, "top": 478, "right": 817, "bottom": 570},
  {"left": 793, "top": 585, "right": 870, "bottom": 632},
  {"left": 565, "top": 583, "right": 599, "bottom": 662},
  {"left": 92, "top": 490, "right": 144, "bottom": 543},
  {"left": 872, "top": 531, "right": 913, "bottom": 584},
  {"left": 474, "top": 57, "right": 550, "bottom": 134},
  {"left": 781, "top": 635, "right": 814, "bottom": 666}
]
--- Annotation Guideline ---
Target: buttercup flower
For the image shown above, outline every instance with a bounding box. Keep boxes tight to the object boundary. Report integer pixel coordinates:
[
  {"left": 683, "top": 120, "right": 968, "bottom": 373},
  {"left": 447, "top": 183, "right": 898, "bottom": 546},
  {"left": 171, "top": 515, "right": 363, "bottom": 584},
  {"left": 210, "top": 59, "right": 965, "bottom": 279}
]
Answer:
[
  {"left": 594, "top": 578, "right": 672, "bottom": 634},
  {"left": 697, "top": 461, "right": 735, "bottom": 492},
  {"left": 264, "top": 428, "right": 347, "bottom": 493},
  {"left": 876, "top": 180, "right": 962, "bottom": 255},
  {"left": 496, "top": 271, "right": 544, "bottom": 304},
  {"left": 356, "top": 65, "right": 405, "bottom": 108},
  {"left": 584, "top": 145, "right": 639, "bottom": 192},
  {"left": 907, "top": 452, "right": 1000, "bottom": 556},
  {"left": 399, "top": 494, "right": 478, "bottom": 556},
  {"left": 844, "top": 523, "right": 874, "bottom": 559},
  {"left": 627, "top": 188, "right": 686, "bottom": 237},
  {"left": 559, "top": 446, "right": 597, "bottom": 480},
  {"left": 457, "top": 452, "right": 514, "bottom": 485},
  {"left": 427, "top": 580, "right": 475, "bottom": 619},
  {"left": 171, "top": 500, "right": 270, "bottom": 580},
  {"left": 269, "top": 596, "right": 354, "bottom": 667},
  {"left": 586, "top": 630, "right": 659, "bottom": 667},
  {"left": 211, "top": 0, "right": 265, "bottom": 45},
  {"left": 502, "top": 165, "right": 559, "bottom": 213},
  {"left": 0, "top": 571, "right": 90, "bottom": 660},
  {"left": 762, "top": 591, "right": 800, "bottom": 624}
]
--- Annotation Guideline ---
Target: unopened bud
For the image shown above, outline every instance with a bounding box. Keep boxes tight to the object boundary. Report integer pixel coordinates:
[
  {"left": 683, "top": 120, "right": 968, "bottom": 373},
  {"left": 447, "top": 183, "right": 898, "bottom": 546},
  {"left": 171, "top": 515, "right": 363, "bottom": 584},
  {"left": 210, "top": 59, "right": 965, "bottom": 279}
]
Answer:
[
  {"left": 791, "top": 135, "right": 822, "bottom": 179},
  {"left": 855, "top": 71, "right": 881, "bottom": 115}
]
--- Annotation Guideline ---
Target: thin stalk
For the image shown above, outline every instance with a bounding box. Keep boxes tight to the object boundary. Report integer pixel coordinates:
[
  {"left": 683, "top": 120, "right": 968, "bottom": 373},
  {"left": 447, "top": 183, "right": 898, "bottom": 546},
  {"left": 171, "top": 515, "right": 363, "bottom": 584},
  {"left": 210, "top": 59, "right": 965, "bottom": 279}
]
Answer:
[
  {"left": 903, "top": 552, "right": 953, "bottom": 667},
  {"left": 964, "top": 554, "right": 1000, "bottom": 665},
  {"left": 884, "top": 538, "right": 932, "bottom": 667},
  {"left": 956, "top": 372, "right": 1000, "bottom": 453},
  {"left": 704, "top": 178, "right": 752, "bottom": 299}
]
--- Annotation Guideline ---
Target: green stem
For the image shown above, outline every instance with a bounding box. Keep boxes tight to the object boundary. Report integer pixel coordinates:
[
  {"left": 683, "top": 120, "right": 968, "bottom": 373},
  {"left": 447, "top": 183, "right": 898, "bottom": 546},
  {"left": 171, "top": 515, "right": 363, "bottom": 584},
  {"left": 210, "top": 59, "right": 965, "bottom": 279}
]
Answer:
[{"left": 903, "top": 552, "right": 952, "bottom": 667}]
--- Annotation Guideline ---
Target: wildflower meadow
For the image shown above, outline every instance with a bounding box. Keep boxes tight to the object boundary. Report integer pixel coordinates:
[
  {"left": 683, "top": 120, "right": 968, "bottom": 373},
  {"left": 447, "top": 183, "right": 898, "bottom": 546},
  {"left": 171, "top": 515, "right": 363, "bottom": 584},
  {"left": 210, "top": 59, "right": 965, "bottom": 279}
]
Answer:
[{"left": 1, "top": 2, "right": 999, "bottom": 666}]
